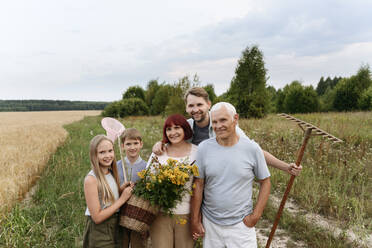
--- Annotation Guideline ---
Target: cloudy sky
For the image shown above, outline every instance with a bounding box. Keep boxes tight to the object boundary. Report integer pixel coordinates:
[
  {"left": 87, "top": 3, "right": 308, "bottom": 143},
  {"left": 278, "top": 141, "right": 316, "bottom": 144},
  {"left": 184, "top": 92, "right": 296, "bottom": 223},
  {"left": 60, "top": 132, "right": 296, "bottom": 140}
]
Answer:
[{"left": 1, "top": 0, "right": 372, "bottom": 101}]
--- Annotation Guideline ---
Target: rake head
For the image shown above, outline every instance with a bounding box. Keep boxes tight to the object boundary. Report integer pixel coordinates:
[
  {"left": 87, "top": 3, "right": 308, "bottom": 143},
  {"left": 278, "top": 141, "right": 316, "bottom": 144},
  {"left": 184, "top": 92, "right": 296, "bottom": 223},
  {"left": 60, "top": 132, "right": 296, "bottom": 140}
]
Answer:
[
  {"left": 266, "top": 114, "right": 343, "bottom": 248},
  {"left": 278, "top": 113, "right": 343, "bottom": 143}
]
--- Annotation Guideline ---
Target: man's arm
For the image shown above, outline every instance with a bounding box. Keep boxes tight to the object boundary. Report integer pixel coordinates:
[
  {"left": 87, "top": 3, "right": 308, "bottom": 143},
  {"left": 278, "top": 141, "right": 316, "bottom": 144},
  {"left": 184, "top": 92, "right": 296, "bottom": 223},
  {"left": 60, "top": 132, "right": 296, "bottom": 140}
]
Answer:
[
  {"left": 152, "top": 141, "right": 166, "bottom": 156},
  {"left": 190, "top": 178, "right": 205, "bottom": 240},
  {"left": 263, "top": 150, "right": 302, "bottom": 176},
  {"left": 243, "top": 177, "right": 271, "bottom": 227},
  {"left": 236, "top": 125, "right": 302, "bottom": 176}
]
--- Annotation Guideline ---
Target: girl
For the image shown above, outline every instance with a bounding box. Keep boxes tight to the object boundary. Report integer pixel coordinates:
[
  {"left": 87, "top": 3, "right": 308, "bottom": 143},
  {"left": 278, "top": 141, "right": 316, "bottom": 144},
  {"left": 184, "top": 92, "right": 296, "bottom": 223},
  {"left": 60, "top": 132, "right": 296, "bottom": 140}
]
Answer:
[
  {"left": 148, "top": 114, "right": 197, "bottom": 248},
  {"left": 83, "top": 135, "right": 133, "bottom": 248}
]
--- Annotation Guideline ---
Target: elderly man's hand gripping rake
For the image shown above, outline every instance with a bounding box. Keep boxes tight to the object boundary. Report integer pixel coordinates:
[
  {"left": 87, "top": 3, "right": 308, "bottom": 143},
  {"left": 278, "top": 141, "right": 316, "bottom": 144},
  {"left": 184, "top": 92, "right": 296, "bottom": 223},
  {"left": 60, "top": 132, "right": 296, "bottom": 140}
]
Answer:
[
  {"left": 288, "top": 163, "right": 302, "bottom": 176},
  {"left": 262, "top": 150, "right": 302, "bottom": 176}
]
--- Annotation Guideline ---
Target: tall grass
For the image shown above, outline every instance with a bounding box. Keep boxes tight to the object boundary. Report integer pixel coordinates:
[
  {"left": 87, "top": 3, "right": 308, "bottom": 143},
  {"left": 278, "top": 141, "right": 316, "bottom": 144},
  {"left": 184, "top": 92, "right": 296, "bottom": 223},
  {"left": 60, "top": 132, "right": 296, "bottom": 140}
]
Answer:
[
  {"left": 0, "top": 111, "right": 100, "bottom": 212},
  {"left": 240, "top": 112, "right": 372, "bottom": 234}
]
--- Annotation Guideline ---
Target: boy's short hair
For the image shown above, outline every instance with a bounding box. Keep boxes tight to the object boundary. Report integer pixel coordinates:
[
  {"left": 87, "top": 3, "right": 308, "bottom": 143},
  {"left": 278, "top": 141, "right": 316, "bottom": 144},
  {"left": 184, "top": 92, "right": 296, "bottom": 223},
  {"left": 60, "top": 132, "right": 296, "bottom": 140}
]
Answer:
[
  {"left": 120, "top": 128, "right": 142, "bottom": 143},
  {"left": 184, "top": 87, "right": 210, "bottom": 103}
]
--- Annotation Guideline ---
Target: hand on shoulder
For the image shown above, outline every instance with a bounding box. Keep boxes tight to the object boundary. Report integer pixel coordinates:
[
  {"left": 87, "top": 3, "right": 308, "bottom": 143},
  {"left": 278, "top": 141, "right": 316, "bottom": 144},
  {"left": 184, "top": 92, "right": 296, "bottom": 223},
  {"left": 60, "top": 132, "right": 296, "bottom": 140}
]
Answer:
[{"left": 152, "top": 141, "right": 166, "bottom": 156}]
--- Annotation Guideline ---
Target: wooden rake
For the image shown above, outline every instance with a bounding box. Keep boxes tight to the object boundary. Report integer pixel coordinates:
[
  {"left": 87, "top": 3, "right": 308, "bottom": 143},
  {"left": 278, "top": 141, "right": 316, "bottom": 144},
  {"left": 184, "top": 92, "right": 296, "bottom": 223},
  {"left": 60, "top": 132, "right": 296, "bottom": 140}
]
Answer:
[{"left": 265, "top": 113, "right": 343, "bottom": 248}]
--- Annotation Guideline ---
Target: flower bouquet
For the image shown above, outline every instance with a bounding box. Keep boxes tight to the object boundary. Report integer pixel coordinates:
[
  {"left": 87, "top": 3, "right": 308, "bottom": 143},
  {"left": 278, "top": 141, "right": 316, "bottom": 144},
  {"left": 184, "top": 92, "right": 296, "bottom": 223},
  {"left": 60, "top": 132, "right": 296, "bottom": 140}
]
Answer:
[{"left": 119, "top": 155, "right": 199, "bottom": 233}]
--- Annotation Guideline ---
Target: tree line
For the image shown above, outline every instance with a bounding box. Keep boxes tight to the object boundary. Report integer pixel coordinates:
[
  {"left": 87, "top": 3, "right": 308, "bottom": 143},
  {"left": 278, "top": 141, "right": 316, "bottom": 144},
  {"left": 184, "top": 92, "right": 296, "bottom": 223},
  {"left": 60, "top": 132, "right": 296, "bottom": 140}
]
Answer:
[
  {"left": 103, "top": 45, "right": 372, "bottom": 119},
  {"left": 274, "top": 66, "right": 372, "bottom": 114},
  {"left": 0, "top": 100, "right": 109, "bottom": 112}
]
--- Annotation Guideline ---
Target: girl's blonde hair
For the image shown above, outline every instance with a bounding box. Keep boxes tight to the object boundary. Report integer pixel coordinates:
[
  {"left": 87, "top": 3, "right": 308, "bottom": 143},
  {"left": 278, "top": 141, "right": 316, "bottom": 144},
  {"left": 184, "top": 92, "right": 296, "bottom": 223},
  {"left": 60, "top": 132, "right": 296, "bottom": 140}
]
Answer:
[{"left": 89, "top": 135, "right": 120, "bottom": 206}]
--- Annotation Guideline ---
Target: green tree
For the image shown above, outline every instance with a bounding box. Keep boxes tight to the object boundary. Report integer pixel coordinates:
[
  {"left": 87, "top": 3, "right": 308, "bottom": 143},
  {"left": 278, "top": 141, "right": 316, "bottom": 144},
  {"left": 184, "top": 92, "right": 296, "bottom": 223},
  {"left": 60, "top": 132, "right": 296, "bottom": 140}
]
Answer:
[
  {"left": 266, "top": 85, "right": 277, "bottom": 113},
  {"left": 275, "top": 89, "right": 286, "bottom": 113},
  {"left": 333, "top": 65, "right": 372, "bottom": 111},
  {"left": 145, "top": 79, "right": 160, "bottom": 113},
  {"left": 152, "top": 84, "right": 172, "bottom": 115},
  {"left": 164, "top": 95, "right": 186, "bottom": 116},
  {"left": 102, "top": 101, "right": 121, "bottom": 117},
  {"left": 203, "top": 84, "right": 217, "bottom": 104},
  {"left": 355, "top": 65, "right": 372, "bottom": 90},
  {"left": 316, "top": 76, "right": 342, "bottom": 96},
  {"left": 282, "top": 81, "right": 319, "bottom": 113},
  {"left": 164, "top": 75, "right": 196, "bottom": 116},
  {"left": 215, "top": 92, "right": 229, "bottom": 103},
  {"left": 333, "top": 79, "right": 359, "bottom": 111},
  {"left": 122, "top": 85, "right": 146, "bottom": 101},
  {"left": 358, "top": 86, "right": 372, "bottom": 110},
  {"left": 164, "top": 74, "right": 202, "bottom": 116},
  {"left": 227, "top": 45, "right": 268, "bottom": 118},
  {"left": 330, "top": 76, "right": 342, "bottom": 88},
  {"left": 117, "top": 98, "right": 149, "bottom": 117},
  {"left": 164, "top": 84, "right": 185, "bottom": 116},
  {"left": 316, "top": 76, "right": 327, "bottom": 96},
  {"left": 319, "top": 87, "right": 336, "bottom": 112}
]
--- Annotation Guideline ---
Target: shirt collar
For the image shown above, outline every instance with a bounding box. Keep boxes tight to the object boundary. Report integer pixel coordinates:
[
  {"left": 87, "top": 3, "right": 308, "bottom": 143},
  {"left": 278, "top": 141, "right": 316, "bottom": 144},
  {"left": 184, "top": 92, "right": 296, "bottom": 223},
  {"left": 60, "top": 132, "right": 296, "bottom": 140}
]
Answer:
[
  {"left": 124, "top": 156, "right": 143, "bottom": 166},
  {"left": 208, "top": 111, "right": 213, "bottom": 130}
]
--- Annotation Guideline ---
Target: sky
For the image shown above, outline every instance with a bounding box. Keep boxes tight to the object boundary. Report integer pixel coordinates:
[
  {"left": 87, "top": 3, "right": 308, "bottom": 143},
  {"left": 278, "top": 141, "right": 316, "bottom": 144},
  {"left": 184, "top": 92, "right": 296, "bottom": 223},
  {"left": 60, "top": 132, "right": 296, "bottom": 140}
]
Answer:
[{"left": 1, "top": 0, "right": 372, "bottom": 101}]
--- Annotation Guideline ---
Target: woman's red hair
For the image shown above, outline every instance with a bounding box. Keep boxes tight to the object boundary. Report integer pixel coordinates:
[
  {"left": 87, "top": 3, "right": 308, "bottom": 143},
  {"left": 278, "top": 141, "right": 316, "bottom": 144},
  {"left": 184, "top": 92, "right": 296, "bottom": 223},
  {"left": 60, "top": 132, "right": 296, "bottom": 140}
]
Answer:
[{"left": 162, "top": 114, "right": 193, "bottom": 144}]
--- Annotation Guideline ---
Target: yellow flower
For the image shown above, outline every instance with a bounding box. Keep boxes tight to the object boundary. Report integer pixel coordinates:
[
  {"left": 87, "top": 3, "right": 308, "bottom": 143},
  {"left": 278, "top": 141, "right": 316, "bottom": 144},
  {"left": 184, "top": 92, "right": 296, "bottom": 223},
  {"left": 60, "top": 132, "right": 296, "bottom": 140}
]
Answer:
[
  {"left": 192, "top": 164, "right": 199, "bottom": 177},
  {"left": 158, "top": 174, "right": 165, "bottom": 181},
  {"left": 167, "top": 158, "right": 178, "bottom": 167},
  {"left": 178, "top": 218, "right": 187, "bottom": 225},
  {"left": 134, "top": 157, "right": 201, "bottom": 215},
  {"left": 146, "top": 183, "right": 151, "bottom": 190},
  {"left": 137, "top": 170, "right": 146, "bottom": 179}
]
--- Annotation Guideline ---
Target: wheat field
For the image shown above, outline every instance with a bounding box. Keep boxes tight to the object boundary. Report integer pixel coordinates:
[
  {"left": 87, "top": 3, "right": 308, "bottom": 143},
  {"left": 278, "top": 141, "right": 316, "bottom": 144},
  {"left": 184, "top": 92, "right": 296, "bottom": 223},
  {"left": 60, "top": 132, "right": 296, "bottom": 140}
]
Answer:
[{"left": 0, "top": 111, "right": 101, "bottom": 210}]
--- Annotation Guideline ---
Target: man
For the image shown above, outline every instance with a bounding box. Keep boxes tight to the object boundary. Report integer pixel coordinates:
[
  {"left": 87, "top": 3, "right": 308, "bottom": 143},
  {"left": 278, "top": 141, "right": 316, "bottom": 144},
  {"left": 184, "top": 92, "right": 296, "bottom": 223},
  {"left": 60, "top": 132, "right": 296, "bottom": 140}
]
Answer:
[
  {"left": 190, "top": 102, "right": 271, "bottom": 247},
  {"left": 153, "top": 87, "right": 301, "bottom": 175}
]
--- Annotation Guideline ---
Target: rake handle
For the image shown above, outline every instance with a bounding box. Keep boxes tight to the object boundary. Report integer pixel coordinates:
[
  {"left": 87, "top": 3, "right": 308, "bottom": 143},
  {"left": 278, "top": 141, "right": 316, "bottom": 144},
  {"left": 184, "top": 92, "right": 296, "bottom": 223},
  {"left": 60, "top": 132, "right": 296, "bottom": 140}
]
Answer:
[{"left": 265, "top": 128, "right": 312, "bottom": 248}]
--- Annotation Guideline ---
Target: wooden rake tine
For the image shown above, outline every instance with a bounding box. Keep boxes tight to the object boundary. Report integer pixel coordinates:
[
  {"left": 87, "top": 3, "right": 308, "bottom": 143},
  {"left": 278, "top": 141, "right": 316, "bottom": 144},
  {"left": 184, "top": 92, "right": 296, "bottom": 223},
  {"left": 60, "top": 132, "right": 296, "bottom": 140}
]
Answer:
[{"left": 265, "top": 113, "right": 342, "bottom": 248}]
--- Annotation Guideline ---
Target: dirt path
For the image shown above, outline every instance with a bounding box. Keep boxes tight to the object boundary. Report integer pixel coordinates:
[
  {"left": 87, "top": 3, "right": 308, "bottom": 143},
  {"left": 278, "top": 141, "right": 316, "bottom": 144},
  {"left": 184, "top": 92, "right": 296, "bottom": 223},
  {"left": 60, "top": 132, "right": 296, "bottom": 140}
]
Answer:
[
  {"left": 256, "top": 219, "right": 306, "bottom": 247},
  {"left": 261, "top": 192, "right": 372, "bottom": 247}
]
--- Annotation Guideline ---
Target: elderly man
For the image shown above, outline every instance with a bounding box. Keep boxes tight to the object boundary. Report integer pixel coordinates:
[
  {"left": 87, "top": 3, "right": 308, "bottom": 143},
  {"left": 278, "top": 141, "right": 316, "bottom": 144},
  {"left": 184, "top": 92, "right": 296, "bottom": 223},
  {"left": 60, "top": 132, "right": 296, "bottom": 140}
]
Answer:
[{"left": 190, "top": 102, "right": 271, "bottom": 248}]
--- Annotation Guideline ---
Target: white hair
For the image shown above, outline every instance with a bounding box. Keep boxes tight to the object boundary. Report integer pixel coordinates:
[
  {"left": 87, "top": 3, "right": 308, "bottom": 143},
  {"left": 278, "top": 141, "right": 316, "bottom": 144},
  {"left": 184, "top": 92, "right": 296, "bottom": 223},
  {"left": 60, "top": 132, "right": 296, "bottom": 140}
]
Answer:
[{"left": 210, "top": 102, "right": 237, "bottom": 120}]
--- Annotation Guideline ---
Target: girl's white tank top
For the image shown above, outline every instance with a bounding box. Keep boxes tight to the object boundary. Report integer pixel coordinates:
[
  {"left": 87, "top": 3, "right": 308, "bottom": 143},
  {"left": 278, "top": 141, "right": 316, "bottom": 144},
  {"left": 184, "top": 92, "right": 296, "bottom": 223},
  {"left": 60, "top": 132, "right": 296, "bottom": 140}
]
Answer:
[{"left": 85, "top": 170, "right": 119, "bottom": 216}]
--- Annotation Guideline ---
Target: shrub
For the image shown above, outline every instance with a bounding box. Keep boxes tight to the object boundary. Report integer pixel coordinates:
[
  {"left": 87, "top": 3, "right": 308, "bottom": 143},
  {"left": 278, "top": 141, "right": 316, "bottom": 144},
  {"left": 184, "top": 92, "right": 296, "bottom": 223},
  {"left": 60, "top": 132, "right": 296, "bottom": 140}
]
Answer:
[
  {"left": 117, "top": 98, "right": 149, "bottom": 117},
  {"left": 358, "top": 86, "right": 372, "bottom": 110},
  {"left": 122, "top": 86, "right": 146, "bottom": 101},
  {"left": 102, "top": 101, "right": 121, "bottom": 117}
]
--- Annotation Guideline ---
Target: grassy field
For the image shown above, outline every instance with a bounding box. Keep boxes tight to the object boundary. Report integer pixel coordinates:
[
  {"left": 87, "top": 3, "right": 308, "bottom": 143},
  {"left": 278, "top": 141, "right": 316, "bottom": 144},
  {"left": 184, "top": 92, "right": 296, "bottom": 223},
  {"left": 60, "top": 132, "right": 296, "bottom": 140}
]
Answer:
[
  {"left": 0, "top": 112, "right": 371, "bottom": 247},
  {"left": 0, "top": 111, "right": 101, "bottom": 211},
  {"left": 242, "top": 112, "right": 372, "bottom": 247},
  {"left": 240, "top": 112, "right": 372, "bottom": 228}
]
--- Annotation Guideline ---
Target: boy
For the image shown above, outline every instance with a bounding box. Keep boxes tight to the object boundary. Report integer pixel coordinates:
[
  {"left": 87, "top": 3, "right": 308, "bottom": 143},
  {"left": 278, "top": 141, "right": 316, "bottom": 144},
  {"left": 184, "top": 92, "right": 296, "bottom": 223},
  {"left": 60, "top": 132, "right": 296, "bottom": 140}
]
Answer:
[{"left": 117, "top": 128, "right": 147, "bottom": 248}]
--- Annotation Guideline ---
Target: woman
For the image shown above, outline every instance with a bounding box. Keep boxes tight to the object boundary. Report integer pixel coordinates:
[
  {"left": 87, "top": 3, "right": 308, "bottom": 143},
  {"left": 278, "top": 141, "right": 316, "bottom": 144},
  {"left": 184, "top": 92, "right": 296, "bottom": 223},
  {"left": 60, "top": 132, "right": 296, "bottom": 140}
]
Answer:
[{"left": 147, "top": 114, "right": 196, "bottom": 248}]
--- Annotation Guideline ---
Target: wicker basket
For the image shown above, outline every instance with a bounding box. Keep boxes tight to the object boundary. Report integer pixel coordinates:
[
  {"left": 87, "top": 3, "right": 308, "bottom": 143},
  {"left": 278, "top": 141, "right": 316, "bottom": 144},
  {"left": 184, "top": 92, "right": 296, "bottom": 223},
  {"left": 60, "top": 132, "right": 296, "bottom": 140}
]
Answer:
[{"left": 119, "top": 195, "right": 159, "bottom": 233}]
